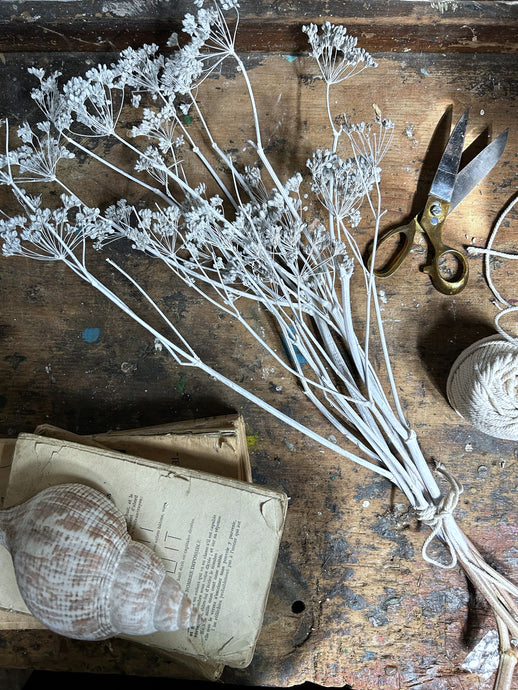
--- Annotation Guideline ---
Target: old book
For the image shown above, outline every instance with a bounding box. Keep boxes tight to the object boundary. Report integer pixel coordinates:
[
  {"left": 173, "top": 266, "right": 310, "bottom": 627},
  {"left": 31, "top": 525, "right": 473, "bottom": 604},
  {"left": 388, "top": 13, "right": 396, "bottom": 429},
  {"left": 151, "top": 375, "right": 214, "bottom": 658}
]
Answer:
[
  {"left": 0, "top": 414, "right": 251, "bottom": 650},
  {"left": 35, "top": 413, "right": 252, "bottom": 482},
  {"left": 1, "top": 414, "right": 251, "bottom": 505},
  {"left": 0, "top": 425, "right": 287, "bottom": 670},
  {"left": 0, "top": 416, "right": 251, "bottom": 681}
]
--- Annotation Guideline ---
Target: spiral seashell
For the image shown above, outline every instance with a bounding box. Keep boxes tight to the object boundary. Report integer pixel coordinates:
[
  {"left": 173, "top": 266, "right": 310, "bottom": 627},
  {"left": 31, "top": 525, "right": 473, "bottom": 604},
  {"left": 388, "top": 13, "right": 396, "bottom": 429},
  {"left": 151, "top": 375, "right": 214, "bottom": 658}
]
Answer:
[
  {"left": 0, "top": 482, "right": 201, "bottom": 640},
  {"left": 446, "top": 334, "right": 518, "bottom": 441}
]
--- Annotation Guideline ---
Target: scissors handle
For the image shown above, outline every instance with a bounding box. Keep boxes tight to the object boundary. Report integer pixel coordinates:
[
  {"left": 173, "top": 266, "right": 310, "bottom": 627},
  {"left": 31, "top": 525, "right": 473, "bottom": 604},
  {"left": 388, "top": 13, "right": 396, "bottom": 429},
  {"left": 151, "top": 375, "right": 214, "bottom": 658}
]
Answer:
[
  {"left": 420, "top": 196, "right": 469, "bottom": 295},
  {"left": 367, "top": 217, "right": 421, "bottom": 278}
]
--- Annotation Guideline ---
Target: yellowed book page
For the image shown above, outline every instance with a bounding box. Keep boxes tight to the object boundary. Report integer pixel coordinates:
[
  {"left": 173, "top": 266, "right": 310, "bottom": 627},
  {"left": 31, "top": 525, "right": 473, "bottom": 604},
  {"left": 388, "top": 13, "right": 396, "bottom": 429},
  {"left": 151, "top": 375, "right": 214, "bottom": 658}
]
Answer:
[
  {"left": 35, "top": 414, "right": 252, "bottom": 482},
  {"left": 3, "top": 434, "right": 287, "bottom": 668},
  {"left": 0, "top": 440, "right": 34, "bottom": 614},
  {"left": 0, "top": 439, "right": 32, "bottom": 616},
  {"left": 0, "top": 610, "right": 46, "bottom": 631}
]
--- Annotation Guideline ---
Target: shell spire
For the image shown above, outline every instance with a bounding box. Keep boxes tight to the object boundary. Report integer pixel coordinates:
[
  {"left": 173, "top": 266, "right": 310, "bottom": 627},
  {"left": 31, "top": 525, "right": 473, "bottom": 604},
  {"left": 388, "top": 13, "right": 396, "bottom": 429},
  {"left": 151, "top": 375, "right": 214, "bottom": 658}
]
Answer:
[
  {"left": 0, "top": 482, "right": 201, "bottom": 640},
  {"left": 154, "top": 571, "right": 203, "bottom": 631}
]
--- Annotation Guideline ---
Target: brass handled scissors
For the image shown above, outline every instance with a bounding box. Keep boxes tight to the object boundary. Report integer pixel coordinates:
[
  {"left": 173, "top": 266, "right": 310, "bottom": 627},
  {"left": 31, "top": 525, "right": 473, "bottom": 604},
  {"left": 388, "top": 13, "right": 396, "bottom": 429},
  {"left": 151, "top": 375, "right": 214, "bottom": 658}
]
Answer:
[{"left": 367, "top": 110, "right": 508, "bottom": 295}]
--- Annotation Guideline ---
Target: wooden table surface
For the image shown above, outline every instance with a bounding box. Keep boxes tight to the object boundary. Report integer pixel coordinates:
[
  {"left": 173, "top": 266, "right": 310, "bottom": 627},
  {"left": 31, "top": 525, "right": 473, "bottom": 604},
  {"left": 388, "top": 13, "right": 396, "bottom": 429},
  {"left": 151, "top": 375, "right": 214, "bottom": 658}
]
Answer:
[{"left": 0, "top": 2, "right": 517, "bottom": 688}]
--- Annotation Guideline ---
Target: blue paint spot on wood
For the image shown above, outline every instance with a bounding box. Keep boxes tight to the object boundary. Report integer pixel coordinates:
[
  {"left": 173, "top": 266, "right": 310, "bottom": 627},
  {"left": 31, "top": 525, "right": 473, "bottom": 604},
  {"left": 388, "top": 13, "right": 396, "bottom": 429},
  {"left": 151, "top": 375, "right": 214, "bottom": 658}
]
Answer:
[
  {"left": 282, "top": 55, "right": 298, "bottom": 62},
  {"left": 281, "top": 326, "right": 307, "bottom": 365},
  {"left": 82, "top": 327, "right": 101, "bottom": 343}
]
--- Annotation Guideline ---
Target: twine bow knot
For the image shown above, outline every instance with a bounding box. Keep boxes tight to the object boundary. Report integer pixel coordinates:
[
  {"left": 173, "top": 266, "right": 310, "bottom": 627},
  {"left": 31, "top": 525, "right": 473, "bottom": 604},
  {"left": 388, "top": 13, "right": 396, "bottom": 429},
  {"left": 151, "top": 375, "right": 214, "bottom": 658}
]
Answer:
[{"left": 417, "top": 463, "right": 464, "bottom": 569}]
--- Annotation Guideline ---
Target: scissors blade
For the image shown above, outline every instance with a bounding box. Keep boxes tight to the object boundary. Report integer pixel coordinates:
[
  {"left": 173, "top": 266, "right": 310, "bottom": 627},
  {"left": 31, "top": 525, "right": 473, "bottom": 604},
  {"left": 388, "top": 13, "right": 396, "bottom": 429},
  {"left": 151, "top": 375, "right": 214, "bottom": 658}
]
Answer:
[
  {"left": 449, "top": 128, "right": 509, "bottom": 213},
  {"left": 429, "top": 109, "right": 469, "bottom": 204}
]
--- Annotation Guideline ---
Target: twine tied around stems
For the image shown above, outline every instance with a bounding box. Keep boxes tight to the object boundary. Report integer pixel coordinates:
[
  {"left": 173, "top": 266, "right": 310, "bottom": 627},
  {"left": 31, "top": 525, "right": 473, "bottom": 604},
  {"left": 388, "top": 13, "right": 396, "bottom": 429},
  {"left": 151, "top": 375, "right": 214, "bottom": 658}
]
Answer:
[{"left": 417, "top": 463, "right": 464, "bottom": 569}]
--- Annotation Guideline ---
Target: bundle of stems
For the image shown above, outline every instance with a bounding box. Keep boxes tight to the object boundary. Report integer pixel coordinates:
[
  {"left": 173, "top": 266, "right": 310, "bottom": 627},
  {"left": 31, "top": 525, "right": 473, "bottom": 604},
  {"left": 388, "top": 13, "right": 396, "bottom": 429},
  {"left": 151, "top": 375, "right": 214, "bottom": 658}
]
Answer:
[{"left": 0, "top": 1, "right": 516, "bottom": 684}]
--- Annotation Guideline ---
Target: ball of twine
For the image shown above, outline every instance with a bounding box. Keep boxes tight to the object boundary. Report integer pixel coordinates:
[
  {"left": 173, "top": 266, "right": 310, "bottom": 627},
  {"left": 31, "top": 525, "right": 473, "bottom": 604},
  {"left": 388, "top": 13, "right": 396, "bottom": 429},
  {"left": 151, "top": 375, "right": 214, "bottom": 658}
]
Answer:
[
  {"left": 446, "top": 334, "right": 518, "bottom": 441},
  {"left": 448, "top": 193, "right": 518, "bottom": 441}
]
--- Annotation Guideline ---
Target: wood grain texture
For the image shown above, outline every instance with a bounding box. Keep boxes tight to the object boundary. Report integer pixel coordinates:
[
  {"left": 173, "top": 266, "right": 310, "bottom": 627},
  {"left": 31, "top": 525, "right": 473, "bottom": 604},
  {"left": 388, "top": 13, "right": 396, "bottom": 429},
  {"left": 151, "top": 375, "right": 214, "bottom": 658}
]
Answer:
[
  {"left": 0, "top": 1, "right": 517, "bottom": 53},
  {"left": 0, "top": 21, "right": 517, "bottom": 690}
]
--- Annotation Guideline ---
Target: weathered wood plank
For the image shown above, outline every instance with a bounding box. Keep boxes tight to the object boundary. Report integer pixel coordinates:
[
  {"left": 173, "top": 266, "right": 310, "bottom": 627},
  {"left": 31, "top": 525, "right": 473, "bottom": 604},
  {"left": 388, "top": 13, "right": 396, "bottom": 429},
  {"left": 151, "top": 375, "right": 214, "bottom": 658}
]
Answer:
[{"left": 0, "top": 0, "right": 517, "bottom": 53}]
